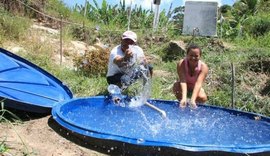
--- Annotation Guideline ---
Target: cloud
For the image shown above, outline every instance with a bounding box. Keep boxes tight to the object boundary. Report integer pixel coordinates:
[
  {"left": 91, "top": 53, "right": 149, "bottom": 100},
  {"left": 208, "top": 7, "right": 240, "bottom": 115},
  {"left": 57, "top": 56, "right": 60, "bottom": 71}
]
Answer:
[
  {"left": 124, "top": 0, "right": 173, "bottom": 9},
  {"left": 123, "top": 0, "right": 151, "bottom": 9},
  {"left": 161, "top": 0, "right": 174, "bottom": 5},
  {"left": 183, "top": 0, "right": 222, "bottom": 6}
]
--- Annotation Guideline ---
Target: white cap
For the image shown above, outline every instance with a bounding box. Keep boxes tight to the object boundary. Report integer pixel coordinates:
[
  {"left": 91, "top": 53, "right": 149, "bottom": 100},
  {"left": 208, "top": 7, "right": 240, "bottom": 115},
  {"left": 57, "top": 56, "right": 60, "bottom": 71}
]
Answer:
[{"left": 122, "top": 30, "right": 137, "bottom": 42}]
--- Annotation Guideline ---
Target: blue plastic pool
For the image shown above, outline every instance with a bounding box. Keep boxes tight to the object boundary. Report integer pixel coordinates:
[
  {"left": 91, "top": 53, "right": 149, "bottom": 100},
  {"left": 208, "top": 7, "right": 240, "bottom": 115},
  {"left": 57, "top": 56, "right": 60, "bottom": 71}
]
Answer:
[{"left": 52, "top": 96, "right": 270, "bottom": 154}]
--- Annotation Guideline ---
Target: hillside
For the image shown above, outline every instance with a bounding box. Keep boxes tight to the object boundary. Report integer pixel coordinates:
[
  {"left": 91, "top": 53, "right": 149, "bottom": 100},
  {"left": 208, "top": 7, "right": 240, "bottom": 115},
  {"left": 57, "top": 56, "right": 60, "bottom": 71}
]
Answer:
[{"left": 0, "top": 0, "right": 269, "bottom": 155}]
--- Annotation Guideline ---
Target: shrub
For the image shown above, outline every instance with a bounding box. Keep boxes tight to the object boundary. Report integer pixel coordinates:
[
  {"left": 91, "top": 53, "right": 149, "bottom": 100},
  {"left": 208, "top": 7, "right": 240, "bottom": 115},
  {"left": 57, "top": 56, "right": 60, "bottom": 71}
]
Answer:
[
  {"left": 73, "top": 44, "right": 110, "bottom": 76},
  {"left": 244, "top": 15, "right": 270, "bottom": 37},
  {"left": 0, "top": 9, "right": 31, "bottom": 40},
  {"left": 155, "top": 41, "right": 185, "bottom": 62}
]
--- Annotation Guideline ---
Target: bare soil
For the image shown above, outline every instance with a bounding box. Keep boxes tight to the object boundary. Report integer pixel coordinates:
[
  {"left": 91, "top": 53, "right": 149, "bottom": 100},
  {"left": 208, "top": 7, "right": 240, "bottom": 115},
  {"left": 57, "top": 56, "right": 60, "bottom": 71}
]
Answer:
[{"left": 0, "top": 110, "right": 110, "bottom": 156}]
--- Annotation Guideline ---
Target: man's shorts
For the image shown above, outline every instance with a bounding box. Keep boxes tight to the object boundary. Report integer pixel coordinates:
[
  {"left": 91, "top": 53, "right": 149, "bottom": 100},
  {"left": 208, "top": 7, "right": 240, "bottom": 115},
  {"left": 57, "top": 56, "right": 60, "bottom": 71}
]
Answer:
[{"left": 107, "top": 73, "right": 123, "bottom": 85}]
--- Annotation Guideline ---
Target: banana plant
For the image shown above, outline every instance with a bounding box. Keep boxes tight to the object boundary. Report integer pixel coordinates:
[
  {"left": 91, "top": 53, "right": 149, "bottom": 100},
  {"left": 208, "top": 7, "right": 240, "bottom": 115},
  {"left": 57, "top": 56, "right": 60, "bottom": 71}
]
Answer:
[{"left": 73, "top": 0, "right": 171, "bottom": 30}]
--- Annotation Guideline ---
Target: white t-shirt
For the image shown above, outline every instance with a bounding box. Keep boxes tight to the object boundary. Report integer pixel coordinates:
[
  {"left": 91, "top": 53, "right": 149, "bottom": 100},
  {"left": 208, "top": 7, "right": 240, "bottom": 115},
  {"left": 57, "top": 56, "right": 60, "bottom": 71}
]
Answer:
[{"left": 107, "top": 45, "right": 145, "bottom": 77}]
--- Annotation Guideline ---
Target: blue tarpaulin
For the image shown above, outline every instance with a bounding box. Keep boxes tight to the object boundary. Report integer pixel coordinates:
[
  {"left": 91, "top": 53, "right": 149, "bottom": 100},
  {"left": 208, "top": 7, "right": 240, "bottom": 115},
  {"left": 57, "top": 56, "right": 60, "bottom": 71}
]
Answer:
[{"left": 0, "top": 48, "right": 72, "bottom": 113}]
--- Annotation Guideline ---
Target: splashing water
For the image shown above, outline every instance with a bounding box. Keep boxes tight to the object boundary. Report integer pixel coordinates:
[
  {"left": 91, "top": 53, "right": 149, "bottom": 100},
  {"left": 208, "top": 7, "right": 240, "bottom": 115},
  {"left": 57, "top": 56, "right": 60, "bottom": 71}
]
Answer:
[
  {"left": 107, "top": 84, "right": 125, "bottom": 106},
  {"left": 129, "top": 97, "right": 144, "bottom": 107},
  {"left": 123, "top": 48, "right": 152, "bottom": 107},
  {"left": 129, "top": 78, "right": 151, "bottom": 107},
  {"left": 108, "top": 47, "right": 152, "bottom": 107},
  {"left": 107, "top": 84, "right": 121, "bottom": 94}
]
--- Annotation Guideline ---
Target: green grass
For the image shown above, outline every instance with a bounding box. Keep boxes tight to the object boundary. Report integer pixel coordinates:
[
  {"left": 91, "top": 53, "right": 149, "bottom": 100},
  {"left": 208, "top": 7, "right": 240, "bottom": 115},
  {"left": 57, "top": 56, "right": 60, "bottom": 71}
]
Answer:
[
  {"left": 0, "top": 1, "right": 270, "bottom": 155},
  {"left": 0, "top": 100, "right": 31, "bottom": 155},
  {"left": 0, "top": 139, "right": 8, "bottom": 154},
  {"left": 56, "top": 69, "right": 108, "bottom": 97},
  {"left": 0, "top": 113, "right": 10, "bottom": 155},
  {"left": 0, "top": 101, "right": 9, "bottom": 154},
  {"left": 0, "top": 8, "right": 31, "bottom": 41},
  {"left": 0, "top": 1, "right": 269, "bottom": 117},
  {"left": 14, "top": 30, "right": 269, "bottom": 117}
]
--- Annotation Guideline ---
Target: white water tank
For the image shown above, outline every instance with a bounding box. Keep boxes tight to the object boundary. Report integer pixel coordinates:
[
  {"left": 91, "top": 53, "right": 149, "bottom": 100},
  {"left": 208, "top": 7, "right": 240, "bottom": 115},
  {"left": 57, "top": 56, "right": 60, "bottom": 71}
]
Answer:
[{"left": 182, "top": 1, "right": 218, "bottom": 36}]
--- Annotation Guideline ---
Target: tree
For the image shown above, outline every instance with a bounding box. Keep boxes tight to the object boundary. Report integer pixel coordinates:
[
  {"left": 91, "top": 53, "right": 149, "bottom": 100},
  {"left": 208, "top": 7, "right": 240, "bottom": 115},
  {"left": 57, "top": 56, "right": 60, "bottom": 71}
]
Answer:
[{"left": 170, "top": 6, "right": 184, "bottom": 30}]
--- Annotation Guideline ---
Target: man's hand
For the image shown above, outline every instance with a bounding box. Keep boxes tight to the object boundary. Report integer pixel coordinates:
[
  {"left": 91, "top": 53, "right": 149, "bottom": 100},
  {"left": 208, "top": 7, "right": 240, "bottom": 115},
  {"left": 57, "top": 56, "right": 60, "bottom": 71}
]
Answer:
[{"left": 124, "top": 49, "right": 133, "bottom": 60}]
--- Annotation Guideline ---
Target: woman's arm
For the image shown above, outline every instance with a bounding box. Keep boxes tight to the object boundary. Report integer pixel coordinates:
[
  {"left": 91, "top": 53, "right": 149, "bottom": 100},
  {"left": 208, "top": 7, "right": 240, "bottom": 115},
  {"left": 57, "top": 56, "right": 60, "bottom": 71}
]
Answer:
[
  {"left": 190, "top": 62, "right": 209, "bottom": 105},
  {"left": 177, "top": 59, "right": 188, "bottom": 107}
]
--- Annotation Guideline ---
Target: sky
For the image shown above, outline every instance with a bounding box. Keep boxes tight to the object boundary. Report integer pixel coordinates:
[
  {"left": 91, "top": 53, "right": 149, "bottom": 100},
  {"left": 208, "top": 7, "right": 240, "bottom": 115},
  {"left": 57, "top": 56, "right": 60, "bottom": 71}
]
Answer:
[{"left": 62, "top": 0, "right": 235, "bottom": 12}]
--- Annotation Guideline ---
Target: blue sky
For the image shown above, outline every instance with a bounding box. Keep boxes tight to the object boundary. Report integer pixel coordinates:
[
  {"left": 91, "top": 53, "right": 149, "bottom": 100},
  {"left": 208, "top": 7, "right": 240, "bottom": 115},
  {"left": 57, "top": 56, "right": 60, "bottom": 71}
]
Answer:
[{"left": 62, "top": 0, "right": 235, "bottom": 12}]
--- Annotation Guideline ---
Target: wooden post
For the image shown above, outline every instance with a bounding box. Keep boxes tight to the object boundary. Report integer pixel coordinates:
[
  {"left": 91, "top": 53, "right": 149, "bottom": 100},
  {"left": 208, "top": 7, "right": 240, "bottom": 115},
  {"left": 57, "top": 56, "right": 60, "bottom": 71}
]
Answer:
[
  {"left": 127, "top": 0, "right": 132, "bottom": 30},
  {"left": 83, "top": 21, "right": 86, "bottom": 42},
  {"left": 260, "top": 57, "right": 263, "bottom": 73},
  {"left": 60, "top": 15, "right": 63, "bottom": 65},
  {"left": 84, "top": 0, "right": 88, "bottom": 17},
  {"left": 231, "top": 62, "right": 235, "bottom": 108},
  {"left": 153, "top": 4, "right": 160, "bottom": 32}
]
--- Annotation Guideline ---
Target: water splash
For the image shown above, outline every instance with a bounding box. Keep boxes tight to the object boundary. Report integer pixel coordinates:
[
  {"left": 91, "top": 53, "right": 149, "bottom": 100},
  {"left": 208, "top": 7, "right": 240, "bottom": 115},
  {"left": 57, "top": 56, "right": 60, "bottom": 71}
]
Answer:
[
  {"left": 108, "top": 53, "right": 152, "bottom": 107},
  {"left": 137, "top": 138, "right": 145, "bottom": 144},
  {"left": 107, "top": 84, "right": 126, "bottom": 106},
  {"left": 128, "top": 72, "right": 152, "bottom": 107},
  {"left": 129, "top": 97, "right": 144, "bottom": 108}
]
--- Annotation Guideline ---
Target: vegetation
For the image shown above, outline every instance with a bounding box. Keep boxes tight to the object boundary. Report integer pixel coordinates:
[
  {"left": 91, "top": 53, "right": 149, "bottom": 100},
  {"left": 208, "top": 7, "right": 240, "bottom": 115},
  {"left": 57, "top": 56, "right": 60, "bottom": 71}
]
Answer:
[
  {"left": 0, "top": 101, "right": 9, "bottom": 154},
  {"left": 0, "top": 0, "right": 269, "bottom": 154},
  {"left": 0, "top": 100, "right": 27, "bottom": 154},
  {"left": 0, "top": 0, "right": 268, "bottom": 112},
  {"left": 0, "top": 8, "right": 31, "bottom": 41}
]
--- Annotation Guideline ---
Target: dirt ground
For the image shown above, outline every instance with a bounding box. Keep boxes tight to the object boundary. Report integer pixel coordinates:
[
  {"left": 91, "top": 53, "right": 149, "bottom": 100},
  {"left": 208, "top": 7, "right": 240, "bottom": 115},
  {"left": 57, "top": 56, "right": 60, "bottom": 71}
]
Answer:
[
  {"left": 1, "top": 110, "right": 176, "bottom": 156},
  {"left": 0, "top": 110, "right": 111, "bottom": 156}
]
